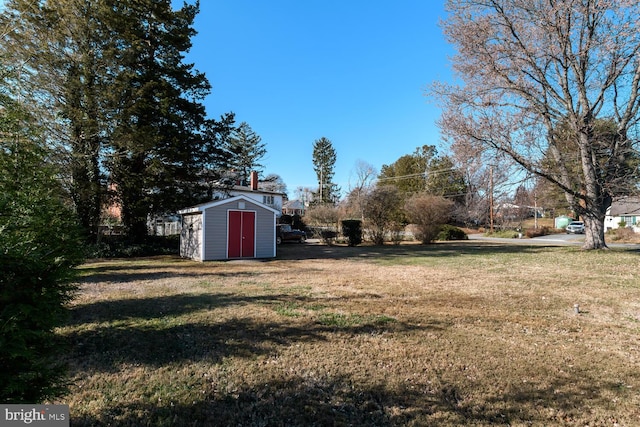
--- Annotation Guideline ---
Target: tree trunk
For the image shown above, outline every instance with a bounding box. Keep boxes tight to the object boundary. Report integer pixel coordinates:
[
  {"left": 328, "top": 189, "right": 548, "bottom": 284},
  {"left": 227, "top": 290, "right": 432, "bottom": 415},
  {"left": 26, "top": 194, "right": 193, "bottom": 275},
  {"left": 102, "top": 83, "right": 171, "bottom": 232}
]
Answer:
[{"left": 582, "top": 216, "right": 608, "bottom": 250}]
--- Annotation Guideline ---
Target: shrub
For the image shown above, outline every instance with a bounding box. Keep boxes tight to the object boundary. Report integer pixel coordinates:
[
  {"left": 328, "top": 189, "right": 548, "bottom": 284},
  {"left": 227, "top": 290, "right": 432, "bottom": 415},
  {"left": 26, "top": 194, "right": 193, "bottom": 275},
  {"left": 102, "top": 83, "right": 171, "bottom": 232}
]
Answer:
[
  {"left": 88, "top": 235, "right": 179, "bottom": 258},
  {"left": 320, "top": 229, "right": 338, "bottom": 245},
  {"left": 291, "top": 214, "right": 306, "bottom": 231},
  {"left": 404, "top": 194, "right": 453, "bottom": 244},
  {"left": 304, "top": 204, "right": 339, "bottom": 227},
  {"left": 363, "top": 185, "right": 404, "bottom": 245},
  {"left": 609, "top": 227, "right": 637, "bottom": 242},
  {"left": 525, "top": 226, "right": 550, "bottom": 238},
  {"left": 0, "top": 136, "right": 85, "bottom": 403},
  {"left": 389, "top": 222, "right": 405, "bottom": 245},
  {"left": 341, "top": 219, "right": 363, "bottom": 246},
  {"left": 485, "top": 229, "right": 519, "bottom": 238},
  {"left": 437, "top": 225, "right": 469, "bottom": 241}
]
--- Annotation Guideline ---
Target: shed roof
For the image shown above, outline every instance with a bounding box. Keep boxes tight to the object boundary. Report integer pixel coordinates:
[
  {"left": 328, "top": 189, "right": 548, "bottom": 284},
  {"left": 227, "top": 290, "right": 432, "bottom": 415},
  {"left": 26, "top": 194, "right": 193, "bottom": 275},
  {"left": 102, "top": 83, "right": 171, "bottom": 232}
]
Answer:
[{"left": 177, "top": 194, "right": 281, "bottom": 216}]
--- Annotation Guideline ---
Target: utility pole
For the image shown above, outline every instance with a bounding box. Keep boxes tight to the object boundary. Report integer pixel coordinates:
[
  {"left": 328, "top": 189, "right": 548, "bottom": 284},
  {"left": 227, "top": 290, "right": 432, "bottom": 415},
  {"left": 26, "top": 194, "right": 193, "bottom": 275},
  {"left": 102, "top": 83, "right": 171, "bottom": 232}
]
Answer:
[
  {"left": 319, "top": 165, "right": 323, "bottom": 203},
  {"left": 534, "top": 190, "right": 538, "bottom": 229}
]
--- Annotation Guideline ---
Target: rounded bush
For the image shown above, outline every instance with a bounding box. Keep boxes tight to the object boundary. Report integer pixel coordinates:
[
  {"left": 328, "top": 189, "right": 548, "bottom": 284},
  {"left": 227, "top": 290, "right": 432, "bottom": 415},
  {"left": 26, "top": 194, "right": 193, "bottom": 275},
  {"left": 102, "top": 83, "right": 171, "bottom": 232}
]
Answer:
[
  {"left": 437, "top": 225, "right": 469, "bottom": 241},
  {"left": 341, "top": 219, "right": 363, "bottom": 246}
]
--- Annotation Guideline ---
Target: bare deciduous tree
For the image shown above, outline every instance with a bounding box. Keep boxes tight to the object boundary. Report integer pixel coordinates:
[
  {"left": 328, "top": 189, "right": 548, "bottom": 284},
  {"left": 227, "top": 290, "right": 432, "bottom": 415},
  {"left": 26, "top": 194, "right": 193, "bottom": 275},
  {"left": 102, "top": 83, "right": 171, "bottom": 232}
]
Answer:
[
  {"left": 433, "top": 0, "right": 640, "bottom": 249},
  {"left": 344, "top": 160, "right": 377, "bottom": 219}
]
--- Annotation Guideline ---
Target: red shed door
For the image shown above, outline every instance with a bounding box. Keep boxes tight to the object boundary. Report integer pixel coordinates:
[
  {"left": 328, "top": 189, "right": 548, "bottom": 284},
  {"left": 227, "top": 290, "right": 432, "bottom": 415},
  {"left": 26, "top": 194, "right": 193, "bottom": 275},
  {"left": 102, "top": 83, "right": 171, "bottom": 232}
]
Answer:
[{"left": 228, "top": 211, "right": 255, "bottom": 258}]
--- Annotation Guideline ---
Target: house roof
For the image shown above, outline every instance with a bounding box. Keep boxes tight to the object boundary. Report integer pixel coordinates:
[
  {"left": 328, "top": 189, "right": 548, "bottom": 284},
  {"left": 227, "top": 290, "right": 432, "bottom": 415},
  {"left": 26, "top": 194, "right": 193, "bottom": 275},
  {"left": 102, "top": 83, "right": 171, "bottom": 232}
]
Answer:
[
  {"left": 229, "top": 185, "right": 285, "bottom": 196},
  {"left": 283, "top": 199, "right": 304, "bottom": 210},
  {"left": 177, "top": 194, "right": 281, "bottom": 216},
  {"left": 608, "top": 197, "right": 640, "bottom": 216}
]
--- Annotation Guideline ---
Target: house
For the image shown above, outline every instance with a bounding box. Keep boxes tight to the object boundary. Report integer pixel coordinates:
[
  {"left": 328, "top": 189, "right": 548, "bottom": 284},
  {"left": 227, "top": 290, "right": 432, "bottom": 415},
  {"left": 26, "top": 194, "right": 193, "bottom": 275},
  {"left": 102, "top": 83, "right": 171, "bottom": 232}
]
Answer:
[
  {"left": 213, "top": 171, "right": 285, "bottom": 216},
  {"left": 605, "top": 197, "right": 640, "bottom": 232},
  {"left": 282, "top": 199, "right": 305, "bottom": 216},
  {"left": 178, "top": 194, "right": 280, "bottom": 261}
]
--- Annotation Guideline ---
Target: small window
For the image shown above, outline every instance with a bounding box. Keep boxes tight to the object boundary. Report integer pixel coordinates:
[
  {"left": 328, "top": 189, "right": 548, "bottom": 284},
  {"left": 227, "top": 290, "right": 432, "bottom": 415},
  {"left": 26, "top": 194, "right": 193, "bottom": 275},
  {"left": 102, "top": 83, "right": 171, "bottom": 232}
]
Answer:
[{"left": 263, "top": 195, "right": 274, "bottom": 205}]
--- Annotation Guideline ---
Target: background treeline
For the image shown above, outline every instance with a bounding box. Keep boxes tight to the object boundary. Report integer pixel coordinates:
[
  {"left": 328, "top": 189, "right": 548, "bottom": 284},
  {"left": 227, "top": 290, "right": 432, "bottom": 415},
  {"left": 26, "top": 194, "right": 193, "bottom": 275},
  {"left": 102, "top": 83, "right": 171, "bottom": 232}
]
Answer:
[{"left": 1, "top": 0, "right": 237, "bottom": 244}]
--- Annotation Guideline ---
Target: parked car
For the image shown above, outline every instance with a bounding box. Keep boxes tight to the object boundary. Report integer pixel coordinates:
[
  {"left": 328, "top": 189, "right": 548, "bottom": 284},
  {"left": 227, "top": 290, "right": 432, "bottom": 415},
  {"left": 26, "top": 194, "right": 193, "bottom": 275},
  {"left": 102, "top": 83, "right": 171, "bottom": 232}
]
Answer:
[
  {"left": 566, "top": 221, "right": 585, "bottom": 234},
  {"left": 276, "top": 224, "right": 306, "bottom": 244}
]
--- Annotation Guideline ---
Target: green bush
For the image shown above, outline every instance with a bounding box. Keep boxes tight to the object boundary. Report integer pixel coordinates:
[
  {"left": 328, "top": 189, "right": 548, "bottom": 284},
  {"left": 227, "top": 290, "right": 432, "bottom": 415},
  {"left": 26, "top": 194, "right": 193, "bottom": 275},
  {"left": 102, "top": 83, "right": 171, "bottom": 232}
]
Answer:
[
  {"left": 437, "top": 225, "right": 469, "bottom": 241},
  {"left": 0, "top": 136, "right": 85, "bottom": 403},
  {"left": 87, "top": 235, "right": 180, "bottom": 258},
  {"left": 341, "top": 219, "right": 363, "bottom": 246}
]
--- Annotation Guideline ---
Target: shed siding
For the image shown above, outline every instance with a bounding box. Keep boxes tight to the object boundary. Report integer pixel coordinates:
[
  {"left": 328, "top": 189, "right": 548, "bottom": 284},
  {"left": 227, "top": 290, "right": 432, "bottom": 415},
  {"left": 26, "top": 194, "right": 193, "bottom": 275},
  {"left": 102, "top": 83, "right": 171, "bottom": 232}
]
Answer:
[
  {"left": 202, "top": 203, "right": 229, "bottom": 261},
  {"left": 180, "top": 196, "right": 277, "bottom": 261},
  {"left": 254, "top": 204, "right": 276, "bottom": 258},
  {"left": 180, "top": 214, "right": 202, "bottom": 261}
]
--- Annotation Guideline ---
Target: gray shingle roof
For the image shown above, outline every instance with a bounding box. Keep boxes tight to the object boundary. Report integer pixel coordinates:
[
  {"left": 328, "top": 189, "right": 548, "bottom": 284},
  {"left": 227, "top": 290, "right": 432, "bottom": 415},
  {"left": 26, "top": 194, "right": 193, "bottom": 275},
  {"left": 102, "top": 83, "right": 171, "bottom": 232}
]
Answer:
[{"left": 609, "top": 197, "right": 640, "bottom": 216}]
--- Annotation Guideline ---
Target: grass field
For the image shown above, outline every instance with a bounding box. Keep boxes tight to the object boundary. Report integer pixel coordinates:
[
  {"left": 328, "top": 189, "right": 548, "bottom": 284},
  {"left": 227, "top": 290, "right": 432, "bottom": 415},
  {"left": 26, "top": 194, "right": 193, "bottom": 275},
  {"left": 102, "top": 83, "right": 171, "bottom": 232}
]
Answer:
[{"left": 57, "top": 241, "right": 640, "bottom": 426}]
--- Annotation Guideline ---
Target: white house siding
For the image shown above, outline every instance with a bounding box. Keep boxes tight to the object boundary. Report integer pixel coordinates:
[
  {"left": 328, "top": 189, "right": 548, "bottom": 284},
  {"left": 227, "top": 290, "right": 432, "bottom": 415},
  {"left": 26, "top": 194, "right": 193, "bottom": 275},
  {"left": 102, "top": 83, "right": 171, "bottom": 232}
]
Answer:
[
  {"left": 605, "top": 197, "right": 640, "bottom": 232},
  {"left": 180, "top": 213, "right": 202, "bottom": 261},
  {"left": 228, "top": 190, "right": 283, "bottom": 215},
  {"left": 605, "top": 214, "right": 640, "bottom": 232}
]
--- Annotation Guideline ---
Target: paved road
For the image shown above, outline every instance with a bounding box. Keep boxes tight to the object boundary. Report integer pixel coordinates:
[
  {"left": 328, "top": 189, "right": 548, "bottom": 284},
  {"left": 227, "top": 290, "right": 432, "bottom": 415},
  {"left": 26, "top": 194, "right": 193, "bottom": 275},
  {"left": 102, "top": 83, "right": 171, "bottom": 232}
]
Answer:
[{"left": 469, "top": 233, "right": 640, "bottom": 249}]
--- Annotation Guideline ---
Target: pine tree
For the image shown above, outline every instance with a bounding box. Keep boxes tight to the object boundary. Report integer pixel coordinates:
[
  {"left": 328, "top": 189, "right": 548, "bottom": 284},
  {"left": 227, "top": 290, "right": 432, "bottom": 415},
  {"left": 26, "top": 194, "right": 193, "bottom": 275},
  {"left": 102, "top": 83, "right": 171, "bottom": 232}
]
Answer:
[
  {"left": 0, "top": 91, "right": 84, "bottom": 403},
  {"left": 312, "top": 137, "right": 340, "bottom": 204},
  {"left": 102, "top": 0, "right": 233, "bottom": 241},
  {"left": 1, "top": 0, "right": 234, "bottom": 242},
  {"left": 227, "top": 122, "right": 267, "bottom": 186}
]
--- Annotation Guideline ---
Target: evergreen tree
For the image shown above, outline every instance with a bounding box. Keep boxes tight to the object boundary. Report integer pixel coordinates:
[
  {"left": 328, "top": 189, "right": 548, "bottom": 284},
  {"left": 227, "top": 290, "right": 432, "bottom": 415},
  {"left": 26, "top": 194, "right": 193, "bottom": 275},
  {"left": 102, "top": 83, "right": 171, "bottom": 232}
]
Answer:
[
  {"left": 424, "top": 155, "right": 467, "bottom": 204},
  {"left": 1, "top": 0, "right": 234, "bottom": 243},
  {"left": 104, "top": 0, "right": 232, "bottom": 241},
  {"left": 0, "top": 92, "right": 84, "bottom": 403},
  {"left": 312, "top": 137, "right": 340, "bottom": 204},
  {"left": 227, "top": 122, "right": 267, "bottom": 186},
  {"left": 378, "top": 145, "right": 436, "bottom": 196},
  {"left": 0, "top": 0, "right": 112, "bottom": 241}
]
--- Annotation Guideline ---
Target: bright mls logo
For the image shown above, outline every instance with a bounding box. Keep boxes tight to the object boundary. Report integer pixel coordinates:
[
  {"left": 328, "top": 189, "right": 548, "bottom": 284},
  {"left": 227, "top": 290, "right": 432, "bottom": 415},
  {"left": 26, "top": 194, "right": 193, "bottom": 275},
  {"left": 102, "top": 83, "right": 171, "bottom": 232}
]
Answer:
[{"left": 1, "top": 405, "right": 69, "bottom": 426}]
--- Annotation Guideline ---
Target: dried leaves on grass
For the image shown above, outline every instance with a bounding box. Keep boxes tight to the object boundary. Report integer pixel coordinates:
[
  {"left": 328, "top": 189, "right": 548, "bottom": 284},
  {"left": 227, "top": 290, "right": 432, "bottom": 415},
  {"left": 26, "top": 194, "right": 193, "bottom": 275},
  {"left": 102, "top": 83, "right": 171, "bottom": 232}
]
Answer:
[{"left": 58, "top": 243, "right": 640, "bottom": 426}]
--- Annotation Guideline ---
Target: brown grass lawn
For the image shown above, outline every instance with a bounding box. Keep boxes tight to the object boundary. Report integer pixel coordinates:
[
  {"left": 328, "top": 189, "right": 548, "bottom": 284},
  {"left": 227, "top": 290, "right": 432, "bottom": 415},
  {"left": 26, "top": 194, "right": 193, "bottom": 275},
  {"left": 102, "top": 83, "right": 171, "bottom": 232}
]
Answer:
[{"left": 57, "top": 241, "right": 640, "bottom": 426}]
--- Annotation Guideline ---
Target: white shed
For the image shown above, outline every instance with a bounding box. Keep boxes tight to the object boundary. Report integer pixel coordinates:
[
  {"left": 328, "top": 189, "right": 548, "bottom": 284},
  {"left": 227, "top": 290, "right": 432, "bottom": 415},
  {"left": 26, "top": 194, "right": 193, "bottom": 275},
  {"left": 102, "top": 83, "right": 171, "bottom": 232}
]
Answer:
[{"left": 178, "top": 195, "right": 279, "bottom": 261}]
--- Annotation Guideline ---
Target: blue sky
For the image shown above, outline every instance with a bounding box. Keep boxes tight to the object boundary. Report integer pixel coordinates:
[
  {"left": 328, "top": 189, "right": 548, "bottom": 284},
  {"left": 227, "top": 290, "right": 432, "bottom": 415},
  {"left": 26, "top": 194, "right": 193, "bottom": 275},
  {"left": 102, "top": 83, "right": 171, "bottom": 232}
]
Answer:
[{"left": 178, "top": 1, "right": 453, "bottom": 198}]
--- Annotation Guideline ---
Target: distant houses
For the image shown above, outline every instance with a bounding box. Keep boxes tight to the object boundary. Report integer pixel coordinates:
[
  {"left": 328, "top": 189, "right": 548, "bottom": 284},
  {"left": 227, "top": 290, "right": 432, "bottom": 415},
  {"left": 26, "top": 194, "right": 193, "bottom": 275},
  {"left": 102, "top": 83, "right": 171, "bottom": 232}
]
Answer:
[{"left": 605, "top": 197, "right": 640, "bottom": 232}]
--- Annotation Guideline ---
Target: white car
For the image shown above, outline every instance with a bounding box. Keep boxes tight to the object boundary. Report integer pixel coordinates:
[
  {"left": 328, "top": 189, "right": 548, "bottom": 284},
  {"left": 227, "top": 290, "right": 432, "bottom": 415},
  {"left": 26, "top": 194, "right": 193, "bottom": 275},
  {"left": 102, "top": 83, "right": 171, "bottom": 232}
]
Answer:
[{"left": 566, "top": 221, "right": 585, "bottom": 234}]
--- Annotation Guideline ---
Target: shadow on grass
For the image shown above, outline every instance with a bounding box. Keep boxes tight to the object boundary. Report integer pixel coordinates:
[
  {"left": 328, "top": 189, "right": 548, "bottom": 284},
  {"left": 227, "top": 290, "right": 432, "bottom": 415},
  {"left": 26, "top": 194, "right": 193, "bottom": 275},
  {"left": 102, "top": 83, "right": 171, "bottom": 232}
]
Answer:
[
  {"left": 66, "top": 292, "right": 276, "bottom": 325},
  {"left": 275, "top": 241, "right": 567, "bottom": 261},
  {"left": 63, "top": 292, "right": 438, "bottom": 374},
  {"left": 78, "top": 266, "right": 263, "bottom": 285},
  {"left": 69, "top": 372, "right": 633, "bottom": 426},
  {"left": 65, "top": 317, "right": 327, "bottom": 373}
]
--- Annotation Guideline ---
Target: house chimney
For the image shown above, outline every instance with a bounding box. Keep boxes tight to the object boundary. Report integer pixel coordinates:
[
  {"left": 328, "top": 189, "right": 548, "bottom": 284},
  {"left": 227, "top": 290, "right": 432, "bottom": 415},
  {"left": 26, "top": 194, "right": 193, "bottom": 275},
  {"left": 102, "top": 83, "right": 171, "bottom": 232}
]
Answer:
[{"left": 250, "top": 171, "right": 258, "bottom": 191}]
